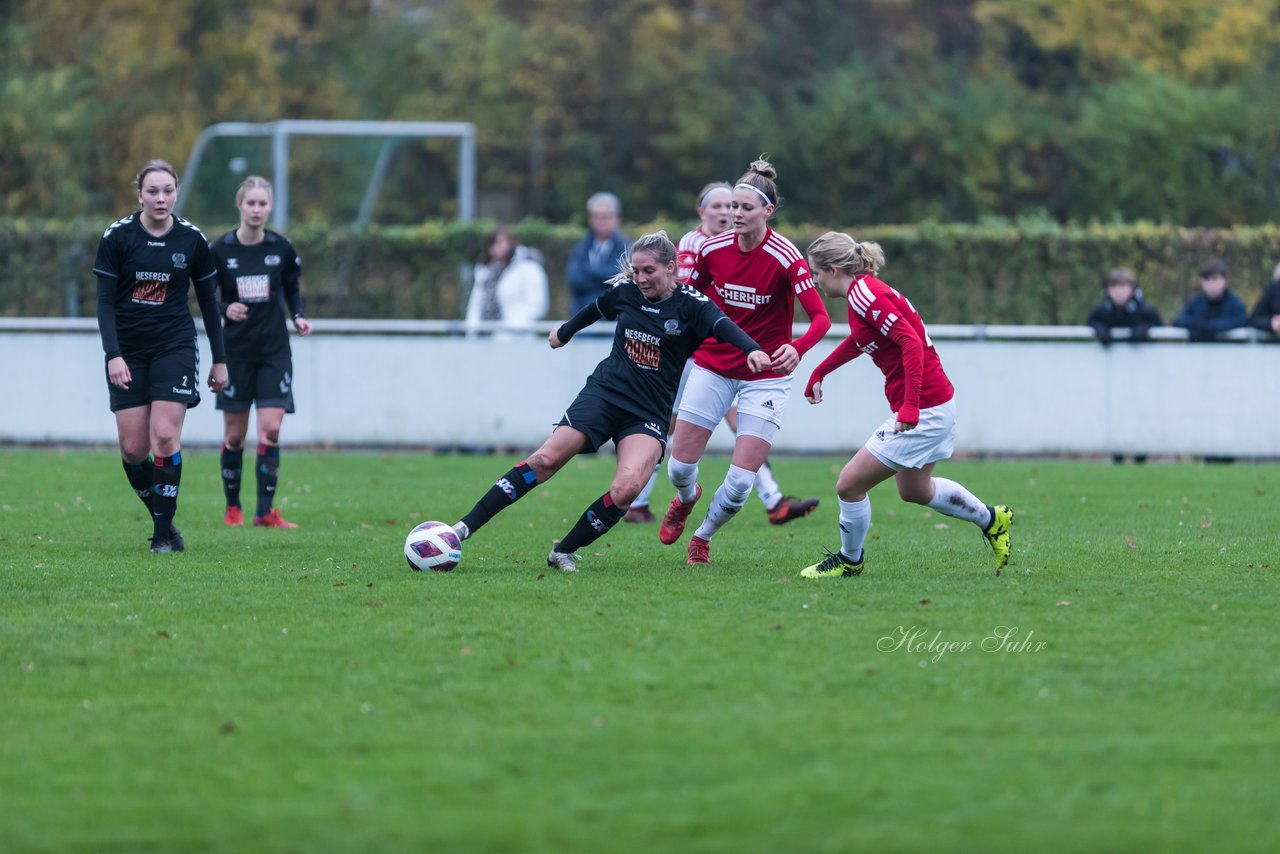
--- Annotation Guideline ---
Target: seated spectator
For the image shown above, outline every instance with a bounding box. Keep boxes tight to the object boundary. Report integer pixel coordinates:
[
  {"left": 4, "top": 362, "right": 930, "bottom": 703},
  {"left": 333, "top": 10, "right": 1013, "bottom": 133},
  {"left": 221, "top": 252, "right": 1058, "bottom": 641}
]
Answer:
[
  {"left": 1173, "top": 258, "right": 1247, "bottom": 342},
  {"left": 464, "top": 225, "right": 548, "bottom": 338},
  {"left": 566, "top": 192, "right": 627, "bottom": 315},
  {"left": 1248, "top": 261, "right": 1280, "bottom": 338},
  {"left": 1086, "top": 267, "right": 1163, "bottom": 345}
]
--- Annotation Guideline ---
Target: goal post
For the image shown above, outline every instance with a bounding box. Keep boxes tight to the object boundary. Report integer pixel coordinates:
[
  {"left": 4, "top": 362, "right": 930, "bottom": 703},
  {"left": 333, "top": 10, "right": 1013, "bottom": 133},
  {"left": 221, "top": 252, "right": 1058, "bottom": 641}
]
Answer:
[{"left": 175, "top": 119, "right": 477, "bottom": 230}]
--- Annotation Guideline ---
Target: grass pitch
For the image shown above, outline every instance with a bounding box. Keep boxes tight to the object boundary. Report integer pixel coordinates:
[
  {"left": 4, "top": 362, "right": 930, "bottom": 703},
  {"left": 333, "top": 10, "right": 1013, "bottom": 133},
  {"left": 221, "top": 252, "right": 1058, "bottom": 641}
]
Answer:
[{"left": 1, "top": 448, "right": 1276, "bottom": 853}]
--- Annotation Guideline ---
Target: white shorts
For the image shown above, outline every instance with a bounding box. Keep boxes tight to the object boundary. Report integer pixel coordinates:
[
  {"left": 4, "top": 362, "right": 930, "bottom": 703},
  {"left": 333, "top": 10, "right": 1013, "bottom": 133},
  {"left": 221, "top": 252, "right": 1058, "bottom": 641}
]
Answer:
[
  {"left": 677, "top": 364, "right": 792, "bottom": 437},
  {"left": 864, "top": 397, "right": 958, "bottom": 471}
]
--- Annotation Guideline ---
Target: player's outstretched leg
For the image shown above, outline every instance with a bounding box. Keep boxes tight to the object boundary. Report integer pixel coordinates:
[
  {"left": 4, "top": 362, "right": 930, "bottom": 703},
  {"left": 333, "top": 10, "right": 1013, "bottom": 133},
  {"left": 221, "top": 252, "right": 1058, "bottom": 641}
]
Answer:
[
  {"left": 917, "top": 477, "right": 1013, "bottom": 569},
  {"left": 453, "top": 460, "right": 540, "bottom": 542},
  {"left": 552, "top": 491, "right": 626, "bottom": 567}
]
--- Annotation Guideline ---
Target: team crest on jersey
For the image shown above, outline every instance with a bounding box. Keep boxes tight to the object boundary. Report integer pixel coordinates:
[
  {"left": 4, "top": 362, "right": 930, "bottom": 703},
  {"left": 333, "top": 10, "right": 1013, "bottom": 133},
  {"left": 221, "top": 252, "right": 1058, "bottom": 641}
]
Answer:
[
  {"left": 171, "top": 253, "right": 187, "bottom": 269},
  {"left": 265, "top": 254, "right": 281, "bottom": 267},
  {"left": 225, "top": 257, "right": 239, "bottom": 270},
  {"left": 664, "top": 319, "right": 680, "bottom": 335}
]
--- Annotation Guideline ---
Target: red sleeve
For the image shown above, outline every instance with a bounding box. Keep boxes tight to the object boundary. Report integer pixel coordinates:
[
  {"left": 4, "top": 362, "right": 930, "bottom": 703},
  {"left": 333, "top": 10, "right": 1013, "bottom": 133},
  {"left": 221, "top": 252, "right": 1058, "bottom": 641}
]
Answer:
[
  {"left": 885, "top": 316, "right": 924, "bottom": 424},
  {"left": 687, "top": 247, "right": 712, "bottom": 294},
  {"left": 791, "top": 284, "right": 831, "bottom": 356},
  {"left": 804, "top": 335, "right": 862, "bottom": 398}
]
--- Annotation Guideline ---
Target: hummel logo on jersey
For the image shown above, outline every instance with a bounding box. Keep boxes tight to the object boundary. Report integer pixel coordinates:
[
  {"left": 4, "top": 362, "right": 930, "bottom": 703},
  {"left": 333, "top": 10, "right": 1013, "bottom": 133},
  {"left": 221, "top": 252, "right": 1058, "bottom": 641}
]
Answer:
[
  {"left": 762, "top": 399, "right": 775, "bottom": 410},
  {"left": 872, "top": 310, "right": 881, "bottom": 321},
  {"left": 226, "top": 257, "right": 239, "bottom": 270},
  {"left": 147, "top": 241, "right": 166, "bottom": 247},
  {"left": 641, "top": 305, "right": 660, "bottom": 314}
]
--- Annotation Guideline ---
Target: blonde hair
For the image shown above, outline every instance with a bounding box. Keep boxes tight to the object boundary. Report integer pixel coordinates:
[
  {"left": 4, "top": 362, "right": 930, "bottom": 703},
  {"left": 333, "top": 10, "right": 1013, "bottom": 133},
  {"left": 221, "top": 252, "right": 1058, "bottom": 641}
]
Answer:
[
  {"left": 734, "top": 156, "right": 780, "bottom": 208},
  {"left": 235, "top": 175, "right": 273, "bottom": 206},
  {"left": 806, "top": 231, "right": 886, "bottom": 276},
  {"left": 135, "top": 159, "right": 178, "bottom": 189},
  {"left": 608, "top": 231, "right": 677, "bottom": 285}
]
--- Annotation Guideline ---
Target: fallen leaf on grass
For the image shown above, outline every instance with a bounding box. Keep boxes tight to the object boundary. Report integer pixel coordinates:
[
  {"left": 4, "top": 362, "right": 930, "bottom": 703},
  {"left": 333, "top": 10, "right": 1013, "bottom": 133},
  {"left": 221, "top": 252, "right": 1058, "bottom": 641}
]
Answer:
[
  {"left": 867, "top": 665, "right": 878, "bottom": 676},
  {"left": 933, "top": 523, "right": 949, "bottom": 530},
  {"left": 333, "top": 582, "right": 347, "bottom": 587},
  {"left": 1124, "top": 535, "right": 1136, "bottom": 550},
  {"left": 460, "top": 646, "right": 472, "bottom": 656},
  {"left": 156, "top": 630, "right": 171, "bottom": 639},
  {"left": 369, "top": 602, "right": 384, "bottom": 608},
  {"left": 919, "top": 599, "right": 930, "bottom": 606},
  {"left": 1210, "top": 603, "right": 1220, "bottom": 611},
  {"left": 1056, "top": 600, "right": 1071, "bottom": 607},
  {"left": 219, "top": 722, "right": 237, "bottom": 735}
]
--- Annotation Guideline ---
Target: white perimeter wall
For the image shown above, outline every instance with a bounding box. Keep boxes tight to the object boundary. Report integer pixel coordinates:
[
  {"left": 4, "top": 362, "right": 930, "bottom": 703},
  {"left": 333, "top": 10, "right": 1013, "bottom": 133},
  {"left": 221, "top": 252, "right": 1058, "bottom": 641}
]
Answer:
[{"left": 2, "top": 320, "right": 1278, "bottom": 457}]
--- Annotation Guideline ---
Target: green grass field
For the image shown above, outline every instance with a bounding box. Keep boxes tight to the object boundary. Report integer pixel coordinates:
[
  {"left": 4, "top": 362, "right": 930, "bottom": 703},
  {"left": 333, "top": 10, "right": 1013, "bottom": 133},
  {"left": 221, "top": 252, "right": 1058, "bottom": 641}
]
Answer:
[{"left": 2, "top": 448, "right": 1276, "bottom": 853}]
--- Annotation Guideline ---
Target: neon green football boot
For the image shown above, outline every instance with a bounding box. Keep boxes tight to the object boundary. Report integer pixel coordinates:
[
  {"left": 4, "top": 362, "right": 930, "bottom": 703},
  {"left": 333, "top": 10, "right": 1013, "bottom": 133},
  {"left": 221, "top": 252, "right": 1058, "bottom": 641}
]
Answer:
[
  {"left": 800, "top": 548, "right": 864, "bottom": 578},
  {"left": 983, "top": 504, "right": 1014, "bottom": 568}
]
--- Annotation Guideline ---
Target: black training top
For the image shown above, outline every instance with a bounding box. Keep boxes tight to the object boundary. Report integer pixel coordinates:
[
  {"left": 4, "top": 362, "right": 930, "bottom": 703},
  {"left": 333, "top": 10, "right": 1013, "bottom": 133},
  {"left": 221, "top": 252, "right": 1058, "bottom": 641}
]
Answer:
[
  {"left": 93, "top": 212, "right": 225, "bottom": 362},
  {"left": 209, "top": 229, "right": 304, "bottom": 361},
  {"left": 557, "top": 281, "right": 763, "bottom": 425}
]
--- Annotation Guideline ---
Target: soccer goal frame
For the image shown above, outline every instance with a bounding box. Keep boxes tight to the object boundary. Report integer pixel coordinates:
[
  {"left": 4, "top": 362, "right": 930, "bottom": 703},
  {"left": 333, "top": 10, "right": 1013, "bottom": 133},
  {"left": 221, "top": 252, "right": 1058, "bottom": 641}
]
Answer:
[{"left": 175, "top": 119, "right": 477, "bottom": 230}]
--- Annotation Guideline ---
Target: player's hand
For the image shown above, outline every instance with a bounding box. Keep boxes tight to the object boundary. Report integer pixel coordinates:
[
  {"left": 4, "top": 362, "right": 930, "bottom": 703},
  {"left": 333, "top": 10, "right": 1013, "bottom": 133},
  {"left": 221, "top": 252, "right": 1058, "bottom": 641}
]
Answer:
[
  {"left": 208, "top": 363, "right": 228, "bottom": 393},
  {"left": 226, "top": 302, "right": 248, "bottom": 322},
  {"left": 107, "top": 356, "right": 131, "bottom": 389},
  {"left": 293, "top": 316, "right": 313, "bottom": 336},
  {"left": 806, "top": 379, "right": 823, "bottom": 405},
  {"left": 548, "top": 328, "right": 565, "bottom": 349},
  {"left": 745, "top": 350, "right": 771, "bottom": 373},
  {"left": 894, "top": 420, "right": 918, "bottom": 433},
  {"left": 769, "top": 343, "right": 799, "bottom": 374}
]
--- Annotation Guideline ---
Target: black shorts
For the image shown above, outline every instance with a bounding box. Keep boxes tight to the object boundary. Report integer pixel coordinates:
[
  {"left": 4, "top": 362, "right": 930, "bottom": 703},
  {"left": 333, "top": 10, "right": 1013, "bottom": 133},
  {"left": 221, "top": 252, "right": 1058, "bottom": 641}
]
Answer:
[
  {"left": 217, "top": 355, "right": 295, "bottom": 413},
  {"left": 557, "top": 392, "right": 667, "bottom": 458},
  {"left": 107, "top": 339, "right": 201, "bottom": 412}
]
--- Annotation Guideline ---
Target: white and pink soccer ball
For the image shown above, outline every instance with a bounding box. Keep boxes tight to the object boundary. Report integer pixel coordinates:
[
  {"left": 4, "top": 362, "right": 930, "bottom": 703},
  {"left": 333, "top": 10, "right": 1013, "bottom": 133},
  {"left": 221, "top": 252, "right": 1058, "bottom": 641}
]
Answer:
[{"left": 404, "top": 521, "right": 462, "bottom": 572}]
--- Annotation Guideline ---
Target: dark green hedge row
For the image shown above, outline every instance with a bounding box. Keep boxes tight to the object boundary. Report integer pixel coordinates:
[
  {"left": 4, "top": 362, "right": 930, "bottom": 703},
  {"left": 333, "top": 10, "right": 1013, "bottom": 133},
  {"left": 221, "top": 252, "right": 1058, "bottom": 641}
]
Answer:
[{"left": 5, "top": 218, "right": 1279, "bottom": 324}]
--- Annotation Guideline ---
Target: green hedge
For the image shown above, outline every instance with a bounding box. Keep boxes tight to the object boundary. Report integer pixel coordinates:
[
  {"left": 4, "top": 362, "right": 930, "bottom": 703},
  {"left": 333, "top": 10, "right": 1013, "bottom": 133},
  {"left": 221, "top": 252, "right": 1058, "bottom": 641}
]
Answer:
[{"left": 5, "top": 217, "right": 1279, "bottom": 325}]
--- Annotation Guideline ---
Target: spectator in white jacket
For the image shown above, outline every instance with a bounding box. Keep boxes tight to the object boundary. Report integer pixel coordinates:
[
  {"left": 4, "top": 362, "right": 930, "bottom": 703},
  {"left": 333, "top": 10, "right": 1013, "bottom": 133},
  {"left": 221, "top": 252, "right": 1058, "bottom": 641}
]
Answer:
[{"left": 465, "top": 225, "right": 549, "bottom": 337}]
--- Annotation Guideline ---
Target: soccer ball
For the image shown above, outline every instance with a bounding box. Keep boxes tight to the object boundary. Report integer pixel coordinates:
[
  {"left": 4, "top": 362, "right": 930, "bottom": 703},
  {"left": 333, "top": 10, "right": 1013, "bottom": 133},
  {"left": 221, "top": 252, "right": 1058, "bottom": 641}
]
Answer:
[{"left": 404, "top": 521, "right": 463, "bottom": 572}]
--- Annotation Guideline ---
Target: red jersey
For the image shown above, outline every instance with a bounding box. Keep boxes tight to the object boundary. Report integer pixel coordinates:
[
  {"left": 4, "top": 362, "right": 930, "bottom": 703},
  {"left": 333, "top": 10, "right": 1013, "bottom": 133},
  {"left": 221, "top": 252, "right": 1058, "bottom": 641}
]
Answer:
[
  {"left": 676, "top": 227, "right": 713, "bottom": 282},
  {"left": 806, "top": 274, "right": 954, "bottom": 424},
  {"left": 686, "top": 228, "right": 831, "bottom": 380}
]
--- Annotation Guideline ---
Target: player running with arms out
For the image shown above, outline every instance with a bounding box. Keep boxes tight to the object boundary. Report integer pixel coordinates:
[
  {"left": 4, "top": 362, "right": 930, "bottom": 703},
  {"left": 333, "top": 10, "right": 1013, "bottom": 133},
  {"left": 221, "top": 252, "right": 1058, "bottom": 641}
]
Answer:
[
  {"left": 93, "top": 159, "right": 228, "bottom": 554},
  {"left": 798, "top": 231, "right": 1013, "bottom": 578},
  {"left": 210, "top": 176, "right": 312, "bottom": 529},
  {"left": 450, "top": 231, "right": 770, "bottom": 571},
  {"left": 626, "top": 181, "right": 819, "bottom": 527},
  {"left": 659, "top": 158, "right": 832, "bottom": 565}
]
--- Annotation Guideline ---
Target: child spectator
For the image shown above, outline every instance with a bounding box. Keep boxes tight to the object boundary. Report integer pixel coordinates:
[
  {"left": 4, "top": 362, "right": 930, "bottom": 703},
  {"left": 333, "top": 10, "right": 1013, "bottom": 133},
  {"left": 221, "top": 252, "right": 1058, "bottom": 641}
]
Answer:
[
  {"left": 1173, "top": 258, "right": 1247, "bottom": 342},
  {"left": 1086, "top": 267, "right": 1163, "bottom": 345}
]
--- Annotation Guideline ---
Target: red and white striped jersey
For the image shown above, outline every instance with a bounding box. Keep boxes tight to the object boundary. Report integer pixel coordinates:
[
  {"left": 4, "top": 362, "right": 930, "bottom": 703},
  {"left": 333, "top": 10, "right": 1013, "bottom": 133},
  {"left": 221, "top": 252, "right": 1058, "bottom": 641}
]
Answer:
[
  {"left": 676, "top": 226, "right": 715, "bottom": 283},
  {"left": 686, "top": 228, "right": 831, "bottom": 380},
  {"left": 808, "top": 274, "right": 953, "bottom": 424}
]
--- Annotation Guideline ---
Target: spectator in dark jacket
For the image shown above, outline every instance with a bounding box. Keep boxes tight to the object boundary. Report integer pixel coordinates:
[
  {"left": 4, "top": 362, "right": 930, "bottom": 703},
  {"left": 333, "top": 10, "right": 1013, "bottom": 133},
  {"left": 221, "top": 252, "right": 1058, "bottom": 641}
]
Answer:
[
  {"left": 1087, "top": 267, "right": 1163, "bottom": 345},
  {"left": 565, "top": 192, "right": 627, "bottom": 315},
  {"left": 1248, "top": 261, "right": 1280, "bottom": 338},
  {"left": 1173, "top": 258, "right": 1247, "bottom": 342}
]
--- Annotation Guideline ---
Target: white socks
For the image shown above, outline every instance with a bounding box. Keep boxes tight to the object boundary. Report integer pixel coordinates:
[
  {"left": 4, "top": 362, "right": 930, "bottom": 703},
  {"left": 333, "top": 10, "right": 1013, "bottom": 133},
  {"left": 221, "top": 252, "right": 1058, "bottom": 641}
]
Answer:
[
  {"left": 837, "top": 497, "right": 871, "bottom": 562},
  {"left": 926, "top": 477, "right": 991, "bottom": 527},
  {"left": 694, "top": 464, "right": 756, "bottom": 540},
  {"left": 667, "top": 456, "right": 700, "bottom": 503}
]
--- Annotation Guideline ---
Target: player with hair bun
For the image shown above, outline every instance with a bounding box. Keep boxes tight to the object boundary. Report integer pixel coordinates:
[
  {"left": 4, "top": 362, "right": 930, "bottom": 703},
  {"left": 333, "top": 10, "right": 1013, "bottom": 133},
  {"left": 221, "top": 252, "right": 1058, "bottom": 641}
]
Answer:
[
  {"left": 626, "top": 180, "right": 820, "bottom": 526},
  {"left": 451, "top": 231, "right": 771, "bottom": 572},
  {"left": 658, "top": 157, "right": 832, "bottom": 565},
  {"left": 798, "top": 231, "right": 1013, "bottom": 578},
  {"left": 210, "top": 176, "right": 312, "bottom": 529},
  {"left": 93, "top": 159, "right": 228, "bottom": 553}
]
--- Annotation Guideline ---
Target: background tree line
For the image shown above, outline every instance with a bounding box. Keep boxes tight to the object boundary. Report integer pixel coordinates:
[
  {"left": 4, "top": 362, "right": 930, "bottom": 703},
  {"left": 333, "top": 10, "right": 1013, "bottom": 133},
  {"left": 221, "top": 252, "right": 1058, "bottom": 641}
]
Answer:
[{"left": 3, "top": 0, "right": 1280, "bottom": 228}]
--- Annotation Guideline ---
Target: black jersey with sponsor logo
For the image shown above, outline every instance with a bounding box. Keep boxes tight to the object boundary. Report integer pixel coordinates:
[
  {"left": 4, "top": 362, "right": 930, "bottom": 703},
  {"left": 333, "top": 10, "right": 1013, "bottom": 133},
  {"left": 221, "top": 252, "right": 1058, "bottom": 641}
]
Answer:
[
  {"left": 574, "top": 282, "right": 748, "bottom": 426},
  {"left": 210, "top": 230, "right": 303, "bottom": 361},
  {"left": 93, "top": 213, "right": 218, "bottom": 356}
]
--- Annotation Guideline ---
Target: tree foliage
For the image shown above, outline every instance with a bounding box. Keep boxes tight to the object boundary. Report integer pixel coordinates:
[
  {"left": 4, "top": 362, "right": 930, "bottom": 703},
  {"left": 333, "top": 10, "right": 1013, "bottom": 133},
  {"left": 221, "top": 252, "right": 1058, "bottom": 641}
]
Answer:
[{"left": 2, "top": 0, "right": 1280, "bottom": 226}]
